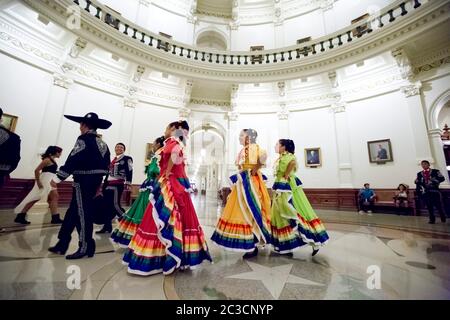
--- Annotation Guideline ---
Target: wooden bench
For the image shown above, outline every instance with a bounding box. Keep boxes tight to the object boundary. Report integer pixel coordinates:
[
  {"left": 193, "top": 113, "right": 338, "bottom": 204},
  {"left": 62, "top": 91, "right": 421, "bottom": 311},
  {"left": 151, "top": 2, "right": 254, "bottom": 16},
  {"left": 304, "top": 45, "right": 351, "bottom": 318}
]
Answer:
[{"left": 370, "top": 189, "right": 417, "bottom": 215}]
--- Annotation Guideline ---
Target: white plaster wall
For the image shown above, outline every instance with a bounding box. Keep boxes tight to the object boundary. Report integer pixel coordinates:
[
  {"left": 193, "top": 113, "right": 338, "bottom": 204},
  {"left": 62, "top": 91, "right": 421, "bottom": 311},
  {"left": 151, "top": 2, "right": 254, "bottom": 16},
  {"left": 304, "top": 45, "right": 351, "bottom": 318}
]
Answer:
[
  {"left": 346, "top": 91, "right": 418, "bottom": 188},
  {"left": 232, "top": 24, "right": 275, "bottom": 50},
  {"left": 0, "top": 53, "right": 52, "bottom": 179},
  {"left": 289, "top": 107, "right": 340, "bottom": 188}
]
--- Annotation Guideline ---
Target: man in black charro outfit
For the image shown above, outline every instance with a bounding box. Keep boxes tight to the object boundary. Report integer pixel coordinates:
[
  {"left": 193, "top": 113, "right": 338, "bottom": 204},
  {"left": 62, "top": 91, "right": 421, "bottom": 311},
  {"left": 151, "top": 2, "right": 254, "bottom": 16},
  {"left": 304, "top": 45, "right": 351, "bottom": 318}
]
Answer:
[
  {"left": 415, "top": 160, "right": 447, "bottom": 224},
  {"left": 96, "top": 142, "right": 133, "bottom": 234},
  {"left": 48, "top": 113, "right": 111, "bottom": 259}
]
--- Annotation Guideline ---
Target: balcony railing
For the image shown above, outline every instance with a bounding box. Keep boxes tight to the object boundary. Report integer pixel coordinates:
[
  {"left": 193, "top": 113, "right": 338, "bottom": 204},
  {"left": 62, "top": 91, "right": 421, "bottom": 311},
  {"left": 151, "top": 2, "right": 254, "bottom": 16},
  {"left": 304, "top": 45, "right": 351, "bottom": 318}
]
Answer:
[{"left": 73, "top": 0, "right": 425, "bottom": 66}]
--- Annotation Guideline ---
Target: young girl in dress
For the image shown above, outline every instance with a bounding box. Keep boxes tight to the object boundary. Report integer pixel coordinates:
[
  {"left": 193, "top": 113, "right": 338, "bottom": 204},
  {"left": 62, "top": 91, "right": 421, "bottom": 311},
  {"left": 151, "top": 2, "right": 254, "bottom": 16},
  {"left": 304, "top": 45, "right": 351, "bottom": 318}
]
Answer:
[
  {"left": 211, "top": 129, "right": 272, "bottom": 258},
  {"left": 123, "top": 121, "right": 211, "bottom": 275},
  {"left": 14, "top": 146, "right": 63, "bottom": 225},
  {"left": 111, "top": 136, "right": 165, "bottom": 247},
  {"left": 270, "top": 139, "right": 328, "bottom": 256}
]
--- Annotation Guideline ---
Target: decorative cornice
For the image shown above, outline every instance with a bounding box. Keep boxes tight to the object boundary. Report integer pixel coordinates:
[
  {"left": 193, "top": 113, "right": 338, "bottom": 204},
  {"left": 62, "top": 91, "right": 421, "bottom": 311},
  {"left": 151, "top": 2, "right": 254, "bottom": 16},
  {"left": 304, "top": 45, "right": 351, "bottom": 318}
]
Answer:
[
  {"left": 0, "top": 31, "right": 61, "bottom": 66},
  {"left": 196, "top": 9, "right": 232, "bottom": 19},
  {"left": 414, "top": 55, "right": 450, "bottom": 75},
  {"left": 190, "top": 98, "right": 231, "bottom": 107}
]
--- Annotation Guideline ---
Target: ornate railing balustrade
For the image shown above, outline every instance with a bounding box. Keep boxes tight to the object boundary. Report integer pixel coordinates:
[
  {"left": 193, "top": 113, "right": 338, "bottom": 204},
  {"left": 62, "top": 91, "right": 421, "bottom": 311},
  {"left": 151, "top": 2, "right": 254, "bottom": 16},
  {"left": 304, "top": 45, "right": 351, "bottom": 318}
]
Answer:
[{"left": 74, "top": 0, "right": 424, "bottom": 65}]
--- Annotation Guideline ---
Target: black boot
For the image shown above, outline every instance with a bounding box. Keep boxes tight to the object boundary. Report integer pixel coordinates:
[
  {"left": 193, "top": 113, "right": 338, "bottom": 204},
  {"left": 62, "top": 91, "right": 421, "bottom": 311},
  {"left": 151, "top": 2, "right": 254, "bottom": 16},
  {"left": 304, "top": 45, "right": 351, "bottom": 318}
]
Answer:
[
  {"left": 96, "top": 223, "right": 112, "bottom": 234},
  {"left": 14, "top": 213, "right": 30, "bottom": 225},
  {"left": 48, "top": 240, "right": 69, "bottom": 255},
  {"left": 66, "top": 240, "right": 96, "bottom": 260},
  {"left": 243, "top": 247, "right": 258, "bottom": 259},
  {"left": 51, "top": 214, "right": 63, "bottom": 224},
  {"left": 312, "top": 248, "right": 320, "bottom": 256}
]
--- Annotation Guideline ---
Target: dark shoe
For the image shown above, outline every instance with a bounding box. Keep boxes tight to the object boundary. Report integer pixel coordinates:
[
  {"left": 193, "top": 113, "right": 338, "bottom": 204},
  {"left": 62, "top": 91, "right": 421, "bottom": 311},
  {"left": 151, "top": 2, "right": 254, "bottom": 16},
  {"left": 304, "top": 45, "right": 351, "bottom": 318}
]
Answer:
[
  {"left": 281, "top": 252, "right": 293, "bottom": 257},
  {"left": 51, "top": 214, "right": 63, "bottom": 224},
  {"left": 312, "top": 248, "right": 320, "bottom": 256},
  {"left": 96, "top": 225, "right": 112, "bottom": 234},
  {"left": 441, "top": 218, "right": 447, "bottom": 223},
  {"left": 14, "top": 213, "right": 30, "bottom": 225},
  {"left": 48, "top": 241, "right": 69, "bottom": 255},
  {"left": 66, "top": 241, "right": 95, "bottom": 260},
  {"left": 243, "top": 247, "right": 258, "bottom": 259}
]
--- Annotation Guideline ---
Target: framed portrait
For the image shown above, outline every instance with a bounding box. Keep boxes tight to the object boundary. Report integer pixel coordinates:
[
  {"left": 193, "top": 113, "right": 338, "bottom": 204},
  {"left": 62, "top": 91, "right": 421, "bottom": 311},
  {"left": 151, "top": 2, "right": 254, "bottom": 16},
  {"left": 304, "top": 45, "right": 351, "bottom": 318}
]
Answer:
[
  {"left": 2, "top": 113, "right": 18, "bottom": 132},
  {"left": 305, "top": 148, "right": 322, "bottom": 167},
  {"left": 367, "top": 139, "right": 393, "bottom": 163},
  {"left": 145, "top": 143, "right": 154, "bottom": 165}
]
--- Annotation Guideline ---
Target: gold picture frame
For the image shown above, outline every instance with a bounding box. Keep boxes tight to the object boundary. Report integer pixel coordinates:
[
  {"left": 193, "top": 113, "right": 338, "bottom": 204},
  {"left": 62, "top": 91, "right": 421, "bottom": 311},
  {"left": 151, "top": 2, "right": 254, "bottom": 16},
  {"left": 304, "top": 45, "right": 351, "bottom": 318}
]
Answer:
[
  {"left": 145, "top": 143, "right": 154, "bottom": 165},
  {"left": 2, "top": 113, "right": 18, "bottom": 132},
  {"left": 368, "top": 139, "right": 393, "bottom": 163},
  {"left": 305, "top": 147, "right": 322, "bottom": 167}
]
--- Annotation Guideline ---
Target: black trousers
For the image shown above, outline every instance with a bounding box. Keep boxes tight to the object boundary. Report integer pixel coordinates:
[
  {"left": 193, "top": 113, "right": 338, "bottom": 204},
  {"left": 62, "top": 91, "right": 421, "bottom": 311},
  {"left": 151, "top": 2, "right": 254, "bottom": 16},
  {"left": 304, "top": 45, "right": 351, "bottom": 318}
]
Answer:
[
  {"left": 103, "top": 183, "right": 125, "bottom": 228},
  {"left": 422, "top": 191, "right": 446, "bottom": 222},
  {"left": 359, "top": 198, "right": 375, "bottom": 212},
  {"left": 58, "top": 175, "right": 103, "bottom": 252}
]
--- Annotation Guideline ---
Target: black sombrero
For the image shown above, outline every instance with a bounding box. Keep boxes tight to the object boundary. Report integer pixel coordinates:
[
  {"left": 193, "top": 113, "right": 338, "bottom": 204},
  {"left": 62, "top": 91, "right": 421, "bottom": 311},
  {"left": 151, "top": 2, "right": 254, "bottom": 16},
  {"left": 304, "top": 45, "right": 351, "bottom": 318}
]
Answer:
[{"left": 64, "top": 112, "right": 112, "bottom": 129}]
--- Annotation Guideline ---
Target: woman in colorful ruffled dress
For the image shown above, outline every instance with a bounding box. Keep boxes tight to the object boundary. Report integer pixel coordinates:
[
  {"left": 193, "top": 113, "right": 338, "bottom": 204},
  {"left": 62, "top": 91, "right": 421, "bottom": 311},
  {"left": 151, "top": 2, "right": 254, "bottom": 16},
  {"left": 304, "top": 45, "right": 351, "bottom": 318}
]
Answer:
[
  {"left": 211, "top": 129, "right": 272, "bottom": 258},
  {"left": 110, "top": 136, "right": 165, "bottom": 247},
  {"left": 123, "top": 120, "right": 211, "bottom": 275},
  {"left": 271, "top": 139, "right": 329, "bottom": 256}
]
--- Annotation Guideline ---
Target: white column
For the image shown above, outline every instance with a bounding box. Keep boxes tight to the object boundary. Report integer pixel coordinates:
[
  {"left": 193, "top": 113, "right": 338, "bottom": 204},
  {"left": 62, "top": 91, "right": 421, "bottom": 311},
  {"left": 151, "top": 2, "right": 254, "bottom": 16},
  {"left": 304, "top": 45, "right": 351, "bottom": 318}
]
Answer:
[
  {"left": 278, "top": 103, "right": 289, "bottom": 137},
  {"left": 273, "top": 0, "right": 284, "bottom": 47},
  {"left": 331, "top": 102, "right": 354, "bottom": 188},
  {"left": 320, "top": 1, "right": 336, "bottom": 35},
  {"left": 401, "top": 82, "right": 434, "bottom": 165},
  {"left": 226, "top": 112, "right": 239, "bottom": 179},
  {"left": 428, "top": 129, "right": 450, "bottom": 186},
  {"left": 38, "top": 73, "right": 73, "bottom": 154},
  {"left": 136, "top": 0, "right": 152, "bottom": 27},
  {"left": 120, "top": 97, "right": 137, "bottom": 159}
]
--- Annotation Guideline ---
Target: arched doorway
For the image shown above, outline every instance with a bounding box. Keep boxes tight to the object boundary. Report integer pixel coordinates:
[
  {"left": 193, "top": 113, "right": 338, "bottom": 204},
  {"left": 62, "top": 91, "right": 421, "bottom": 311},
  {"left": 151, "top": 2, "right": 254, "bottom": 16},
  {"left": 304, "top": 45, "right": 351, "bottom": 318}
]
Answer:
[{"left": 189, "top": 122, "right": 226, "bottom": 201}]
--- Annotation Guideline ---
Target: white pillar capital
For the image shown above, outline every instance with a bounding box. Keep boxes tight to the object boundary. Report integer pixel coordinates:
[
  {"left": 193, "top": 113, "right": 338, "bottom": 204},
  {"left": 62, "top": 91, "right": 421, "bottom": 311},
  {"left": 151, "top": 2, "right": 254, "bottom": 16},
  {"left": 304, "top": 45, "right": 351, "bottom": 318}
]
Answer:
[
  {"left": 53, "top": 73, "right": 73, "bottom": 89},
  {"left": 124, "top": 96, "right": 138, "bottom": 108},
  {"left": 179, "top": 107, "right": 191, "bottom": 119},
  {"left": 331, "top": 102, "right": 346, "bottom": 113},
  {"left": 228, "top": 111, "right": 239, "bottom": 121},
  {"left": 69, "top": 37, "right": 87, "bottom": 59},
  {"left": 401, "top": 81, "right": 422, "bottom": 97}
]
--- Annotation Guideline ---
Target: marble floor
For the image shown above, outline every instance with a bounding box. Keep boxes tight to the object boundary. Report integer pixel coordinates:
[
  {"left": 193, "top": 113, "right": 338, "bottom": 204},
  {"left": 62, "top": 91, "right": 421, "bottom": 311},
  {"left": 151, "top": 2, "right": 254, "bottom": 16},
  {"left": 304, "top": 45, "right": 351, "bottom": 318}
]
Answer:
[{"left": 0, "top": 196, "right": 449, "bottom": 300}]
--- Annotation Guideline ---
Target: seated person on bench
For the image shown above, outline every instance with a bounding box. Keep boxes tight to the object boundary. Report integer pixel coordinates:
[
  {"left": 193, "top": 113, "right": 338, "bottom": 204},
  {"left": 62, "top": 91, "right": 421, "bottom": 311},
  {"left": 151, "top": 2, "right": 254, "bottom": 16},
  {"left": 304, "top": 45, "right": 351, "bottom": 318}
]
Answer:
[{"left": 358, "top": 183, "right": 376, "bottom": 215}]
